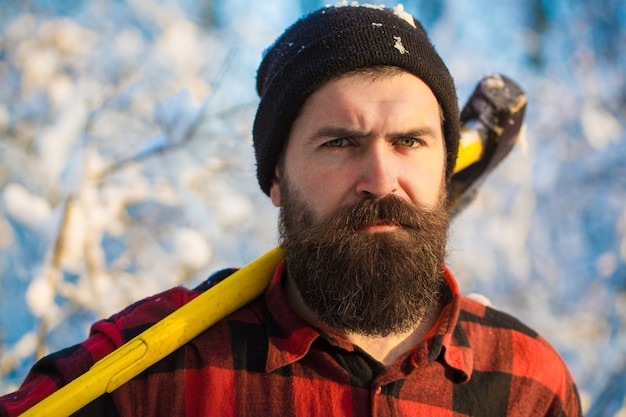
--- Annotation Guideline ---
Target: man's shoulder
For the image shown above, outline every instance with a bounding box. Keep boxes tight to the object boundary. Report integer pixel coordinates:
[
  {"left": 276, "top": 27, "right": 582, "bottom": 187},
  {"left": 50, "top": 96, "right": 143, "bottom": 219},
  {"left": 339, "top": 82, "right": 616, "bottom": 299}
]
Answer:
[
  {"left": 458, "top": 294, "right": 539, "bottom": 339},
  {"left": 91, "top": 268, "right": 243, "bottom": 346},
  {"left": 457, "top": 294, "right": 574, "bottom": 386},
  {"left": 453, "top": 294, "right": 582, "bottom": 416}
]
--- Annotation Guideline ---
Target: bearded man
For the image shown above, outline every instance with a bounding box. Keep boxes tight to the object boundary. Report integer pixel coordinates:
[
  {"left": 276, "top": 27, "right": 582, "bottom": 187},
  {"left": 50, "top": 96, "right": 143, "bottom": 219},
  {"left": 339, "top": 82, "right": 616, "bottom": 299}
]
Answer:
[{"left": 0, "top": 4, "right": 582, "bottom": 417}]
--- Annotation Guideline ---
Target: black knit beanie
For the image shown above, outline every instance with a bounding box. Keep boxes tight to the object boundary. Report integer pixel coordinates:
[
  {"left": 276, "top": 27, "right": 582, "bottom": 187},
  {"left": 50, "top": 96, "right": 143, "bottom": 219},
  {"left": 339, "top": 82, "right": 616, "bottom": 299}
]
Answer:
[{"left": 253, "top": 4, "right": 459, "bottom": 196}]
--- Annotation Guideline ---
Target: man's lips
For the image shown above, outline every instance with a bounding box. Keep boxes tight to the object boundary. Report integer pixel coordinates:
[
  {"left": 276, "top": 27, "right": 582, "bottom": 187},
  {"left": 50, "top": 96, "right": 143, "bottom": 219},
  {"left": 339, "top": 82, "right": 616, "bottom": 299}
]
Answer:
[{"left": 357, "top": 221, "right": 399, "bottom": 233}]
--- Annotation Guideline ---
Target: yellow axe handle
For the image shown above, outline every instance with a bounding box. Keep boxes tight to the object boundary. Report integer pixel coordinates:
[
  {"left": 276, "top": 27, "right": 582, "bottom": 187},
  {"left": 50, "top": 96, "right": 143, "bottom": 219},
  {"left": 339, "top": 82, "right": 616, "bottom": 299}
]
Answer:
[{"left": 19, "top": 246, "right": 285, "bottom": 417}]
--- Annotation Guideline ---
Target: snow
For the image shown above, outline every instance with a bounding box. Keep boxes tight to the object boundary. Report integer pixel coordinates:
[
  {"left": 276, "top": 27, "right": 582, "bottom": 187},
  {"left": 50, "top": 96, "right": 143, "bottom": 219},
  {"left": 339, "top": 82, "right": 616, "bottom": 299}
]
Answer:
[
  {"left": 0, "top": 105, "right": 9, "bottom": 132},
  {"left": 0, "top": 332, "right": 38, "bottom": 385},
  {"left": 173, "top": 228, "right": 212, "bottom": 270},
  {"left": 332, "top": 1, "right": 386, "bottom": 11},
  {"left": 393, "top": 36, "right": 408, "bottom": 54},
  {"left": 153, "top": 89, "right": 205, "bottom": 144},
  {"left": 0, "top": 217, "right": 14, "bottom": 249},
  {"left": 113, "top": 29, "right": 145, "bottom": 59},
  {"left": 392, "top": 4, "right": 416, "bottom": 28},
  {"left": 2, "top": 183, "right": 52, "bottom": 231},
  {"left": 581, "top": 100, "right": 623, "bottom": 150},
  {"left": 38, "top": 99, "right": 89, "bottom": 190},
  {"left": 0, "top": 0, "right": 624, "bottom": 414},
  {"left": 25, "top": 275, "right": 56, "bottom": 318}
]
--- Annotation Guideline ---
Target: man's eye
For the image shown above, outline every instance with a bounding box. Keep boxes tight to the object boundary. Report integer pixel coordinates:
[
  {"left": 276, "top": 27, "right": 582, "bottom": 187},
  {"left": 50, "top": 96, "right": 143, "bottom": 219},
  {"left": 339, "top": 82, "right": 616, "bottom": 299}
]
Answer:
[
  {"left": 398, "top": 138, "right": 421, "bottom": 147},
  {"left": 325, "top": 138, "right": 350, "bottom": 148}
]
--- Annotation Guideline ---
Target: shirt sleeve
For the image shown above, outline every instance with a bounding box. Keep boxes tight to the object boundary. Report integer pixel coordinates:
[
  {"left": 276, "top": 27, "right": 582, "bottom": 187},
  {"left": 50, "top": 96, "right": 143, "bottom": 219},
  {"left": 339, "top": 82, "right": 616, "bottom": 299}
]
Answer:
[
  {"left": 0, "top": 331, "right": 120, "bottom": 417},
  {"left": 0, "top": 283, "right": 204, "bottom": 417}
]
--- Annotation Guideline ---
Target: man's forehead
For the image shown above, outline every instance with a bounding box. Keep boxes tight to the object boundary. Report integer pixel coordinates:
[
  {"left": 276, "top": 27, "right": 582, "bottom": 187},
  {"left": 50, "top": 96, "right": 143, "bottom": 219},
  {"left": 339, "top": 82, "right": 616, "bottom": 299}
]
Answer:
[{"left": 299, "top": 71, "right": 441, "bottom": 120}]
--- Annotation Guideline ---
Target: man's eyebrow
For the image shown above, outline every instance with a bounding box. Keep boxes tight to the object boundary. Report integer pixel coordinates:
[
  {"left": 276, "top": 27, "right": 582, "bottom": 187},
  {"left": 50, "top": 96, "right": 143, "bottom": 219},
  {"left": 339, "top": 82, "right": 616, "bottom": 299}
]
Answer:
[
  {"left": 307, "top": 126, "right": 369, "bottom": 142},
  {"left": 308, "top": 126, "right": 441, "bottom": 142},
  {"left": 390, "top": 126, "right": 441, "bottom": 140}
]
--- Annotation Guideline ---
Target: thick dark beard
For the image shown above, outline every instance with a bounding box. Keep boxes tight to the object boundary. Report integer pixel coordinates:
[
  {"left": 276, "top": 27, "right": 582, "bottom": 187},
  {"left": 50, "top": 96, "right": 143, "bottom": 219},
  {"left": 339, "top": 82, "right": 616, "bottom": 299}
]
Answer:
[{"left": 278, "top": 181, "right": 450, "bottom": 337}]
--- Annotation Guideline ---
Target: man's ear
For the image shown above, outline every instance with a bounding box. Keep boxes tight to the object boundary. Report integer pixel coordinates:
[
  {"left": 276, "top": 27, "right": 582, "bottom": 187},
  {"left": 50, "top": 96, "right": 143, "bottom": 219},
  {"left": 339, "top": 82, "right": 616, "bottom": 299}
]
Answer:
[{"left": 269, "top": 167, "right": 281, "bottom": 207}]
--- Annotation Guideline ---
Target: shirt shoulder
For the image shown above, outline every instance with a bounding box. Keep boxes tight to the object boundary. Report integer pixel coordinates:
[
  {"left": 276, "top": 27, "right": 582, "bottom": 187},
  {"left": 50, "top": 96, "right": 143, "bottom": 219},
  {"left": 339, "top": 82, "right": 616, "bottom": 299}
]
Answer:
[
  {"left": 91, "top": 268, "right": 238, "bottom": 346},
  {"left": 90, "top": 284, "right": 199, "bottom": 346},
  {"left": 455, "top": 295, "right": 582, "bottom": 417},
  {"left": 457, "top": 294, "right": 565, "bottom": 371},
  {"left": 458, "top": 294, "right": 540, "bottom": 337},
  {"left": 0, "top": 269, "right": 242, "bottom": 417}
]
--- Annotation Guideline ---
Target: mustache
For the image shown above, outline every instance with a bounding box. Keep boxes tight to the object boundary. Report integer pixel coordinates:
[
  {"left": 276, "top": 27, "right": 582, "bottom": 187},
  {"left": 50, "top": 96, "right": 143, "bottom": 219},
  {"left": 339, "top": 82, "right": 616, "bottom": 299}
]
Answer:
[{"left": 322, "top": 194, "right": 444, "bottom": 233}]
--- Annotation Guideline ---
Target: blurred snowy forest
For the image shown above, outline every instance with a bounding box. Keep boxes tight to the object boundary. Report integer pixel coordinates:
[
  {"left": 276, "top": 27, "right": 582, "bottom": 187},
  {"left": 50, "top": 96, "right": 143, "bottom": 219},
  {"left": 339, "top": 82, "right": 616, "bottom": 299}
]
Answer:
[{"left": 0, "top": 0, "right": 624, "bottom": 414}]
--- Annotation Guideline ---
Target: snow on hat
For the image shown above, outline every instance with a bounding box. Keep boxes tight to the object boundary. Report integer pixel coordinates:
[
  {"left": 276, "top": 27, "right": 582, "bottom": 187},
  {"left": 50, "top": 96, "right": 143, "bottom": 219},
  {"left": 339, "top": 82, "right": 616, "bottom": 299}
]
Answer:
[{"left": 253, "top": 4, "right": 459, "bottom": 195}]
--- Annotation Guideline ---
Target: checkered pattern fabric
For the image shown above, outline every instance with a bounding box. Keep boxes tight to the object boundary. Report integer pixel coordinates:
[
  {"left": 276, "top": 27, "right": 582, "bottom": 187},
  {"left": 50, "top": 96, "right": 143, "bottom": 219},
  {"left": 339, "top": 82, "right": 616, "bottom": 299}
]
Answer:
[{"left": 0, "top": 263, "right": 581, "bottom": 416}]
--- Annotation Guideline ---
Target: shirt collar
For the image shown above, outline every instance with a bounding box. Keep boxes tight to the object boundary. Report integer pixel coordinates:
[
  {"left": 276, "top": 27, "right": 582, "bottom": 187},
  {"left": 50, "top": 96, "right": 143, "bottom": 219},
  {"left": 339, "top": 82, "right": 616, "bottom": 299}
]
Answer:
[
  {"left": 416, "top": 266, "right": 474, "bottom": 382},
  {"left": 263, "top": 261, "right": 474, "bottom": 380},
  {"left": 264, "top": 261, "right": 322, "bottom": 372}
]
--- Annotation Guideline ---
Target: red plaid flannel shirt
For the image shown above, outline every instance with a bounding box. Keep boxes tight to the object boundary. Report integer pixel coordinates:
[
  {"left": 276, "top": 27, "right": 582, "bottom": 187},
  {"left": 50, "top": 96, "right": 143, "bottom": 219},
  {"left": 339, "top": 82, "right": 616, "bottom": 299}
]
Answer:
[{"left": 1, "top": 262, "right": 582, "bottom": 416}]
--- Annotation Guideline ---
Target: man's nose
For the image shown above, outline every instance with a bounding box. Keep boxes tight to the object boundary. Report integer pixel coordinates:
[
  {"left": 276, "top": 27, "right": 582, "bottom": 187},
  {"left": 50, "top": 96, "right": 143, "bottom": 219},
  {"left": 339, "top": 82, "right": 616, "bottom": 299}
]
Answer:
[{"left": 354, "top": 143, "right": 399, "bottom": 198}]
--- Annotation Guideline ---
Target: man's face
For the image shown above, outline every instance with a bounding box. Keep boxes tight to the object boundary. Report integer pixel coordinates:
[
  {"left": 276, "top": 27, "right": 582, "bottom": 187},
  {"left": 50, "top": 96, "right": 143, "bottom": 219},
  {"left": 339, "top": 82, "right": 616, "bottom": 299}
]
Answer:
[
  {"left": 270, "top": 71, "right": 450, "bottom": 337},
  {"left": 270, "top": 70, "right": 447, "bottom": 222}
]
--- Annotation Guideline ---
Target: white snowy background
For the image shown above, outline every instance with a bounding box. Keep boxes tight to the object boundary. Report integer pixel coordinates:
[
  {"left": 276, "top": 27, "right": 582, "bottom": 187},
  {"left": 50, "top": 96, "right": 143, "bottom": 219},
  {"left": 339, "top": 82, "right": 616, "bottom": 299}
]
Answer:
[{"left": 0, "top": 0, "right": 624, "bottom": 415}]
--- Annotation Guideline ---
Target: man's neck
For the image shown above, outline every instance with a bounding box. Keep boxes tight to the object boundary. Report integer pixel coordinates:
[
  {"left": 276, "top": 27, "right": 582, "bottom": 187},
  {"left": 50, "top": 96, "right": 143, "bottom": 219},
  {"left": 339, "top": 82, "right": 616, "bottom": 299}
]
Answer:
[{"left": 283, "top": 274, "right": 443, "bottom": 366}]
